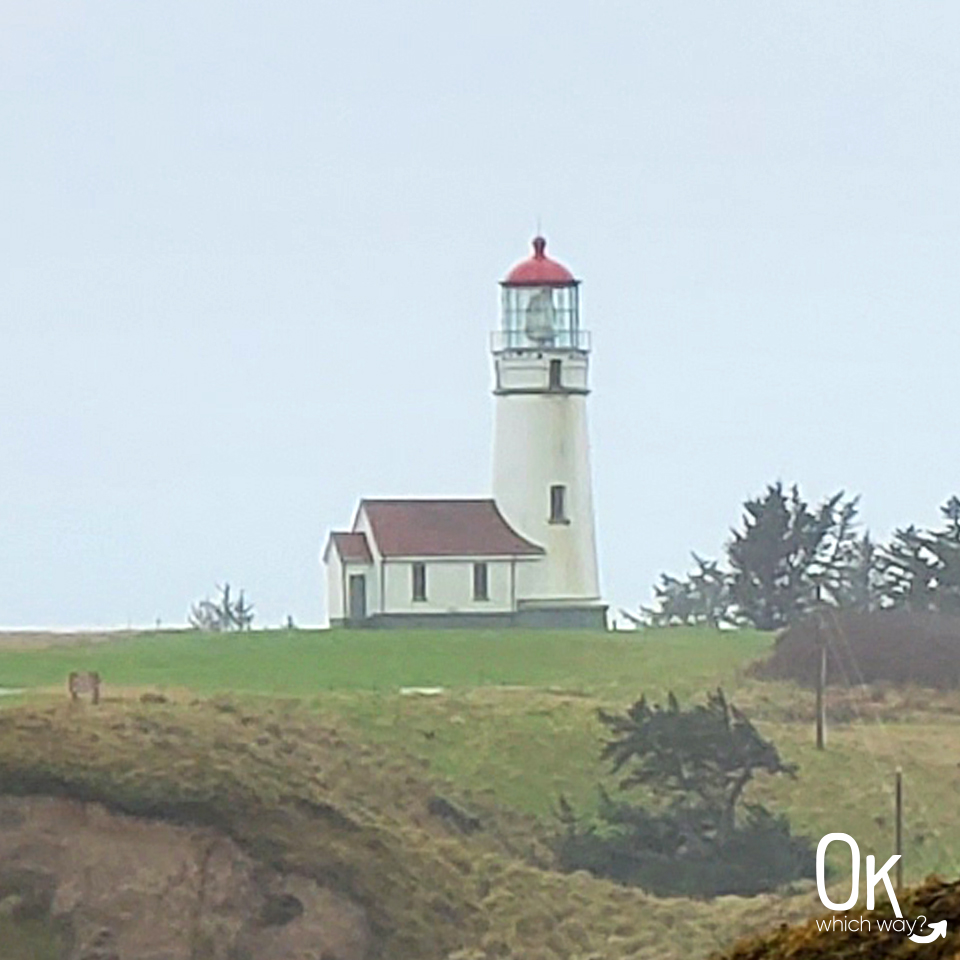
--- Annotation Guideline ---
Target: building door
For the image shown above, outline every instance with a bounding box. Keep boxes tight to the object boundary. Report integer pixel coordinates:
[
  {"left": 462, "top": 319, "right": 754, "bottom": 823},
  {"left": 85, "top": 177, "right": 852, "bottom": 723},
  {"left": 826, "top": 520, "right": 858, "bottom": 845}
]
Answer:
[{"left": 348, "top": 574, "right": 367, "bottom": 622}]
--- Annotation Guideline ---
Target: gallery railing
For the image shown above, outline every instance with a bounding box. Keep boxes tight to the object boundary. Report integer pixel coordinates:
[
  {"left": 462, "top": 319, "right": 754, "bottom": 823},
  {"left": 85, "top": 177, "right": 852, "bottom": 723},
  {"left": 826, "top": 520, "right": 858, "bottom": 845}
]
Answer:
[{"left": 490, "top": 329, "right": 591, "bottom": 353}]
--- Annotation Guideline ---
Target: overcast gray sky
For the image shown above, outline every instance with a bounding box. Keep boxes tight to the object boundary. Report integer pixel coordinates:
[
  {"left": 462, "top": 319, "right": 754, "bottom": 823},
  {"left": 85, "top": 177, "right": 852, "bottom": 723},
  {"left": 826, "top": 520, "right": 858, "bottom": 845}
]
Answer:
[{"left": 3, "top": 1, "right": 960, "bottom": 628}]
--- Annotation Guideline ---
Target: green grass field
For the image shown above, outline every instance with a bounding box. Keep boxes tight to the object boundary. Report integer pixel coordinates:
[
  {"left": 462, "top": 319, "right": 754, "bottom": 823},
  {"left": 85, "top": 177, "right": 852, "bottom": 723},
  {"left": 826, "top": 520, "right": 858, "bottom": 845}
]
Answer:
[
  {"left": 2, "top": 626, "right": 959, "bottom": 886},
  {"left": 0, "top": 627, "right": 770, "bottom": 697}
]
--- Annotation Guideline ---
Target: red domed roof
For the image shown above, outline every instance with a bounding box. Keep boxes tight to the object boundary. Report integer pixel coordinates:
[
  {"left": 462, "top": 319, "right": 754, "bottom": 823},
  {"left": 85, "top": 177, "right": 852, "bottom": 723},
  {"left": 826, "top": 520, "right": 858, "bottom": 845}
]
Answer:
[{"left": 502, "top": 236, "right": 577, "bottom": 286}]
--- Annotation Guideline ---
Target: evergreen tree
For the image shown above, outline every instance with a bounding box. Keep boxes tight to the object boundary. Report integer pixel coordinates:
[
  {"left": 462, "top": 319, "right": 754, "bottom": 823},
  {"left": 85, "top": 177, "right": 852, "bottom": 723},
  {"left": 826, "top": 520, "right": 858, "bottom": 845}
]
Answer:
[
  {"left": 876, "top": 525, "right": 940, "bottom": 611},
  {"left": 833, "top": 532, "right": 883, "bottom": 612},
  {"left": 639, "top": 554, "right": 733, "bottom": 627},
  {"left": 727, "top": 483, "right": 860, "bottom": 630},
  {"left": 877, "top": 497, "right": 960, "bottom": 614},
  {"left": 932, "top": 496, "right": 960, "bottom": 614}
]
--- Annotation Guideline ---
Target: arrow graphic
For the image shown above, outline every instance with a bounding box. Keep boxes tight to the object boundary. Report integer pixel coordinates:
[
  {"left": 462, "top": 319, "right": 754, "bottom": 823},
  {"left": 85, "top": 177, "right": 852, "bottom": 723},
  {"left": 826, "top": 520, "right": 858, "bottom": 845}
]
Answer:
[{"left": 909, "top": 920, "right": 948, "bottom": 943}]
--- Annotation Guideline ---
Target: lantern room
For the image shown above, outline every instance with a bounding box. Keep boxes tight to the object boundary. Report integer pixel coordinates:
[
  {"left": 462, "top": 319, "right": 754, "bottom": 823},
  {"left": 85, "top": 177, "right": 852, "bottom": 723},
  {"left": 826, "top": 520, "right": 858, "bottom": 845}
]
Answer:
[{"left": 496, "top": 237, "right": 587, "bottom": 352}]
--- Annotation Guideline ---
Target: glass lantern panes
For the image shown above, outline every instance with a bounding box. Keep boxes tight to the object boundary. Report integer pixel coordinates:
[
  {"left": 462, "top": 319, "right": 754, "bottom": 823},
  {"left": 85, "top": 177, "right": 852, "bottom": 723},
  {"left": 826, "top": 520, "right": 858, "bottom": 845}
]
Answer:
[{"left": 499, "top": 285, "right": 581, "bottom": 350}]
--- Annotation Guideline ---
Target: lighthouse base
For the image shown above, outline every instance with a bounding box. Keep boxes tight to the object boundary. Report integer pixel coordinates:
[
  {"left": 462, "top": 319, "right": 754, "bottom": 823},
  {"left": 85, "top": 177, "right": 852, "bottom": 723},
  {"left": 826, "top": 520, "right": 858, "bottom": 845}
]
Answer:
[
  {"left": 333, "top": 605, "right": 608, "bottom": 631},
  {"left": 513, "top": 602, "right": 608, "bottom": 630}
]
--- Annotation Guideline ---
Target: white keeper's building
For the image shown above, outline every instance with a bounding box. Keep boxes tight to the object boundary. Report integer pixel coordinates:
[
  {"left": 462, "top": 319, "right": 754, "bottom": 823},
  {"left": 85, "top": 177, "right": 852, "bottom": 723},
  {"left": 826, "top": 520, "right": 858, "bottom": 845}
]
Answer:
[{"left": 323, "top": 237, "right": 605, "bottom": 629}]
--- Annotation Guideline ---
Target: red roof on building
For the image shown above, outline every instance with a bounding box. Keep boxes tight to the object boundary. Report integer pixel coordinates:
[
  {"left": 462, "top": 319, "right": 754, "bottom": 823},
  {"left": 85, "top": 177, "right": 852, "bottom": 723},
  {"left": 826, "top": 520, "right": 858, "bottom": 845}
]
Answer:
[
  {"left": 357, "top": 499, "right": 544, "bottom": 558},
  {"left": 503, "top": 236, "right": 577, "bottom": 287},
  {"left": 324, "top": 531, "right": 373, "bottom": 564}
]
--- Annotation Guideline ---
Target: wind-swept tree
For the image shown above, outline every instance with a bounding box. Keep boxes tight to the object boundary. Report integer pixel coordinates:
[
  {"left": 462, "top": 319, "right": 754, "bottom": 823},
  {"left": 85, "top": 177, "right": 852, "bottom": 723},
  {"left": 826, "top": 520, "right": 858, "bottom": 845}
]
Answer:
[
  {"left": 727, "top": 483, "right": 861, "bottom": 629},
  {"left": 556, "top": 690, "right": 813, "bottom": 896},
  {"left": 598, "top": 689, "right": 796, "bottom": 841},
  {"left": 636, "top": 482, "right": 872, "bottom": 630}
]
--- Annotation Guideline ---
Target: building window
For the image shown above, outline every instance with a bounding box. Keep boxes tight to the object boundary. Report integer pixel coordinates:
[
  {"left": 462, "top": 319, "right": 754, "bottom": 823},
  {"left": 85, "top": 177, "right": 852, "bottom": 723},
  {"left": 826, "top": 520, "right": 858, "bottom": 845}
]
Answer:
[
  {"left": 473, "top": 562, "right": 489, "bottom": 601},
  {"left": 549, "top": 484, "right": 568, "bottom": 523},
  {"left": 549, "top": 359, "right": 562, "bottom": 389},
  {"left": 412, "top": 562, "right": 427, "bottom": 601}
]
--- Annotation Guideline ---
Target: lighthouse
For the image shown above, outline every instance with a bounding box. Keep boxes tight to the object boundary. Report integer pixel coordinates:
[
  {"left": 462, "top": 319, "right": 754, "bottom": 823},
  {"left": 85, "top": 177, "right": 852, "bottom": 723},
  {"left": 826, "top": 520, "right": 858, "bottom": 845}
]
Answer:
[
  {"left": 491, "top": 237, "right": 605, "bottom": 628},
  {"left": 323, "top": 236, "right": 605, "bottom": 629}
]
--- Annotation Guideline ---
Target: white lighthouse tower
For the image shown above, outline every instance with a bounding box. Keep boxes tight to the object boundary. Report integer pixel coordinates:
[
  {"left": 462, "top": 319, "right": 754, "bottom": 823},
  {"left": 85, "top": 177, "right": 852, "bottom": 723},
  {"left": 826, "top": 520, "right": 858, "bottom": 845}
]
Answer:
[{"left": 491, "top": 237, "right": 605, "bottom": 629}]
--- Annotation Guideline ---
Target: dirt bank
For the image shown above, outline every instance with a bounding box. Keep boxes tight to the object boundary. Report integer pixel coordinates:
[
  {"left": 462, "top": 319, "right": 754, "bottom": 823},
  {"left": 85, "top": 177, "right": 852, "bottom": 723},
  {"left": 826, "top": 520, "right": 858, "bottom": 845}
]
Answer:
[{"left": 0, "top": 795, "right": 371, "bottom": 960}]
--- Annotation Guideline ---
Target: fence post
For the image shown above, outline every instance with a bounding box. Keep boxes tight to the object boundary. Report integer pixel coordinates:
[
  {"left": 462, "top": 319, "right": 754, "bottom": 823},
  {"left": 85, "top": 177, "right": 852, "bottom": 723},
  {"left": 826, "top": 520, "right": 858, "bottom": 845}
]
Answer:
[
  {"left": 815, "top": 627, "right": 826, "bottom": 750},
  {"left": 895, "top": 768, "right": 903, "bottom": 891}
]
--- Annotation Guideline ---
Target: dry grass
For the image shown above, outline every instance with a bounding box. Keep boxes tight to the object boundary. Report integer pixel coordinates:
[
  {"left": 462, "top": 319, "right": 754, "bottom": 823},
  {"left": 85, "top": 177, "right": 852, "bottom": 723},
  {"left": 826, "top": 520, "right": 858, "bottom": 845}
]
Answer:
[
  {"left": 0, "top": 693, "right": 823, "bottom": 960},
  {"left": 733, "top": 677, "right": 960, "bottom": 725},
  {"left": 0, "top": 630, "right": 143, "bottom": 650},
  {"left": 719, "top": 876, "right": 960, "bottom": 959}
]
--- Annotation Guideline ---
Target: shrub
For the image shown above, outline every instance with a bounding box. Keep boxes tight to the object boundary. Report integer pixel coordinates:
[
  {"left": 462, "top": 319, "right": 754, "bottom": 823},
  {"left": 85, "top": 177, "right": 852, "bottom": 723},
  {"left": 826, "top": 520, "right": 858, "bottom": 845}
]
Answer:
[{"left": 557, "top": 803, "right": 815, "bottom": 897}]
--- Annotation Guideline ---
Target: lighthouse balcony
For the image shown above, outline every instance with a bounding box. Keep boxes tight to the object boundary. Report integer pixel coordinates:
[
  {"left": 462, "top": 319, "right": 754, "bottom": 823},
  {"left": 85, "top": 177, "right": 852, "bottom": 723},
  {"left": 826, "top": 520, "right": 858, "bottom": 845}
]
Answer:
[{"left": 490, "top": 329, "right": 591, "bottom": 354}]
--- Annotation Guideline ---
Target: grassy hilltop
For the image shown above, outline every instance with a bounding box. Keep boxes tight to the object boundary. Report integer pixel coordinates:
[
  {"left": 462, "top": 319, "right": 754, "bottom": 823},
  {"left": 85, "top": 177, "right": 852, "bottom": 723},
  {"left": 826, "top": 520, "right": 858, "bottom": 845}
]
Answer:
[
  {"left": 1, "top": 627, "right": 959, "bottom": 958},
  {"left": 0, "top": 627, "right": 769, "bottom": 698}
]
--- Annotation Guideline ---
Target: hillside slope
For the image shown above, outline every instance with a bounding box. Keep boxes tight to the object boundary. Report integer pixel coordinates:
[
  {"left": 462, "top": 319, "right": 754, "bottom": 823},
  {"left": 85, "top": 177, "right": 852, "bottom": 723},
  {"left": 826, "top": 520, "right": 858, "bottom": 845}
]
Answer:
[{"left": 0, "top": 694, "right": 822, "bottom": 960}]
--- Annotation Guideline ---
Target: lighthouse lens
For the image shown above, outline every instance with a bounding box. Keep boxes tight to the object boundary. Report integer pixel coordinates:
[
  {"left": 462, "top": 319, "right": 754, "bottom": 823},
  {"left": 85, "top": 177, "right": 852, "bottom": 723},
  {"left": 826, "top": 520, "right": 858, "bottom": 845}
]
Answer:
[{"left": 524, "top": 288, "right": 556, "bottom": 344}]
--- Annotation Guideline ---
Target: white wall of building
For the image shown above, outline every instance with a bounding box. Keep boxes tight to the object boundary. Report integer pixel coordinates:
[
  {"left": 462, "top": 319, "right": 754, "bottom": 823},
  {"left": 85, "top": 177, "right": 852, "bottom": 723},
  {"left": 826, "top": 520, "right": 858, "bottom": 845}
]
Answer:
[
  {"left": 381, "top": 557, "right": 524, "bottom": 614},
  {"left": 328, "top": 506, "right": 548, "bottom": 620},
  {"left": 492, "top": 354, "right": 601, "bottom": 603},
  {"left": 348, "top": 508, "right": 382, "bottom": 614},
  {"left": 325, "top": 547, "right": 344, "bottom": 621},
  {"left": 325, "top": 550, "right": 377, "bottom": 622}
]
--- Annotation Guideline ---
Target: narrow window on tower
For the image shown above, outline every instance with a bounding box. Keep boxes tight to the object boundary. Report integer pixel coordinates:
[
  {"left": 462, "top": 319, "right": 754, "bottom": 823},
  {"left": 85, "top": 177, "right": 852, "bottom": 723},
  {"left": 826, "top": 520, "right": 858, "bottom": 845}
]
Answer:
[
  {"left": 549, "top": 484, "right": 568, "bottom": 523},
  {"left": 412, "top": 562, "right": 427, "bottom": 602},
  {"left": 549, "top": 359, "right": 562, "bottom": 390},
  {"left": 473, "top": 562, "right": 489, "bottom": 601}
]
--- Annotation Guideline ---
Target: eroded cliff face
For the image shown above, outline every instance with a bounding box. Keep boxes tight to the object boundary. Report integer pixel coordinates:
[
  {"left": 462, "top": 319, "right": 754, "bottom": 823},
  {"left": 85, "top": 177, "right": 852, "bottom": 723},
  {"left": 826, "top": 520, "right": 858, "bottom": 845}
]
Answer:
[{"left": 0, "top": 795, "right": 372, "bottom": 960}]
